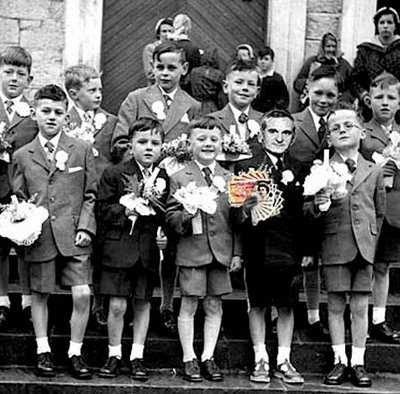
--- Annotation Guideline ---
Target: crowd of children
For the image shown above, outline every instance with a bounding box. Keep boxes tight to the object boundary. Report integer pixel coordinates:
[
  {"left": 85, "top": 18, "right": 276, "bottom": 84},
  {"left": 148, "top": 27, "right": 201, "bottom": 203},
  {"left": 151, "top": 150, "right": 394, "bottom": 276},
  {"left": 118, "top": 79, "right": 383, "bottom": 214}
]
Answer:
[{"left": 1, "top": 8, "right": 400, "bottom": 388}]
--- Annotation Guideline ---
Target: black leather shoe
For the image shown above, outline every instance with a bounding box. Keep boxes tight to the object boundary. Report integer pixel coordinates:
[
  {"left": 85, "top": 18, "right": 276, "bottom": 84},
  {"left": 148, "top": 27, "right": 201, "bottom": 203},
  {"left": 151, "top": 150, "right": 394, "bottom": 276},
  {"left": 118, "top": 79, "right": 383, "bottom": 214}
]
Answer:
[
  {"left": 130, "top": 358, "right": 148, "bottom": 381},
  {"left": 160, "top": 309, "right": 177, "bottom": 335},
  {"left": 370, "top": 322, "right": 400, "bottom": 343},
  {"left": 349, "top": 365, "right": 372, "bottom": 387},
  {"left": 69, "top": 355, "right": 92, "bottom": 379},
  {"left": 0, "top": 306, "right": 9, "bottom": 330},
  {"left": 98, "top": 356, "right": 120, "bottom": 378},
  {"left": 324, "top": 363, "right": 348, "bottom": 385},
  {"left": 200, "top": 358, "right": 223, "bottom": 381},
  {"left": 36, "top": 352, "right": 56, "bottom": 377},
  {"left": 183, "top": 359, "right": 202, "bottom": 382},
  {"left": 308, "top": 321, "right": 330, "bottom": 340}
]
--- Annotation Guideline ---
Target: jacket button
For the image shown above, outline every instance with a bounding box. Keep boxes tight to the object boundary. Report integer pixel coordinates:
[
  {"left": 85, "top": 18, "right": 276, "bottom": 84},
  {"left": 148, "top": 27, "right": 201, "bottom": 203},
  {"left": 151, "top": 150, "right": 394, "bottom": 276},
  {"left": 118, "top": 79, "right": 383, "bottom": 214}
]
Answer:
[
  {"left": 51, "top": 215, "right": 56, "bottom": 221},
  {"left": 49, "top": 197, "right": 55, "bottom": 202}
]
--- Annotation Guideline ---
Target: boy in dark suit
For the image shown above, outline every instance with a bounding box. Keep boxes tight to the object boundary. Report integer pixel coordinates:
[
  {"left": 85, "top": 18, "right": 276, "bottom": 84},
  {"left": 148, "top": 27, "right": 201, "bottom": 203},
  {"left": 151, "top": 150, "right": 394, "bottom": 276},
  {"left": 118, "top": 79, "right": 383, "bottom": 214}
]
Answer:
[
  {"left": 112, "top": 42, "right": 200, "bottom": 332},
  {"left": 97, "top": 118, "right": 169, "bottom": 381},
  {"left": 236, "top": 109, "right": 306, "bottom": 384},
  {"left": 360, "top": 73, "right": 400, "bottom": 343},
  {"left": 304, "top": 105, "right": 386, "bottom": 387},
  {"left": 12, "top": 85, "right": 97, "bottom": 379},
  {"left": 64, "top": 64, "right": 118, "bottom": 326},
  {"left": 0, "top": 46, "right": 38, "bottom": 328},
  {"left": 289, "top": 67, "right": 339, "bottom": 339},
  {"left": 166, "top": 117, "right": 242, "bottom": 383}
]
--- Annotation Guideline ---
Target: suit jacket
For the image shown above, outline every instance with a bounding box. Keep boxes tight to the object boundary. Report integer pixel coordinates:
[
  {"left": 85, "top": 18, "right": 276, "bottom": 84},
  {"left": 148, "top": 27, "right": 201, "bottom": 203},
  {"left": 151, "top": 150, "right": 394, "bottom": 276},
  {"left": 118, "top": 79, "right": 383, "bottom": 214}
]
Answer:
[
  {"left": 67, "top": 106, "right": 118, "bottom": 181},
  {"left": 360, "top": 119, "right": 400, "bottom": 228},
  {"left": 304, "top": 153, "right": 386, "bottom": 265},
  {"left": 111, "top": 85, "right": 201, "bottom": 155},
  {"left": 166, "top": 161, "right": 241, "bottom": 268},
  {"left": 96, "top": 158, "right": 169, "bottom": 271},
  {"left": 235, "top": 152, "right": 307, "bottom": 272},
  {"left": 12, "top": 132, "right": 97, "bottom": 262},
  {"left": 209, "top": 105, "right": 264, "bottom": 167},
  {"left": 0, "top": 97, "right": 38, "bottom": 200},
  {"left": 289, "top": 108, "right": 329, "bottom": 167}
]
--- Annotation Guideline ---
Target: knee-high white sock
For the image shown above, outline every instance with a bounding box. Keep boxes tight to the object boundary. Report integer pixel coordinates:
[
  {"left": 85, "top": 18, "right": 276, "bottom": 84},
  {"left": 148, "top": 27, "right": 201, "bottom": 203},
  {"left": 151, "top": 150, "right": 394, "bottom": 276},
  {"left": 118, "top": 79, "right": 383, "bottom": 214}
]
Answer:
[
  {"left": 253, "top": 344, "right": 269, "bottom": 363},
  {"left": 372, "top": 307, "right": 385, "bottom": 325},
  {"left": 178, "top": 316, "right": 196, "bottom": 362},
  {"left": 351, "top": 346, "right": 365, "bottom": 366},
  {"left": 201, "top": 314, "right": 222, "bottom": 362},
  {"left": 332, "top": 344, "right": 347, "bottom": 365}
]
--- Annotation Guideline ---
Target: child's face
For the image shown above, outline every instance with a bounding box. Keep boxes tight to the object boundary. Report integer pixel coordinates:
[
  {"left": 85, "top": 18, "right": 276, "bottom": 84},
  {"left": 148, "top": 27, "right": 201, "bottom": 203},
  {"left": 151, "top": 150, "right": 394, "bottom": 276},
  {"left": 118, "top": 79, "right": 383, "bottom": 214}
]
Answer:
[
  {"left": 309, "top": 77, "right": 338, "bottom": 117},
  {"left": 370, "top": 84, "right": 400, "bottom": 124},
  {"left": 189, "top": 127, "right": 221, "bottom": 166},
  {"left": 257, "top": 55, "right": 273, "bottom": 73},
  {"left": 237, "top": 49, "right": 251, "bottom": 61},
  {"left": 70, "top": 77, "right": 102, "bottom": 111},
  {"left": 159, "top": 23, "right": 173, "bottom": 41},
  {"left": 262, "top": 116, "right": 294, "bottom": 155},
  {"left": 130, "top": 129, "right": 162, "bottom": 168},
  {"left": 153, "top": 52, "right": 188, "bottom": 93},
  {"left": 327, "top": 110, "right": 364, "bottom": 151},
  {"left": 0, "top": 63, "right": 31, "bottom": 99},
  {"left": 32, "top": 99, "right": 68, "bottom": 139},
  {"left": 223, "top": 70, "right": 259, "bottom": 110}
]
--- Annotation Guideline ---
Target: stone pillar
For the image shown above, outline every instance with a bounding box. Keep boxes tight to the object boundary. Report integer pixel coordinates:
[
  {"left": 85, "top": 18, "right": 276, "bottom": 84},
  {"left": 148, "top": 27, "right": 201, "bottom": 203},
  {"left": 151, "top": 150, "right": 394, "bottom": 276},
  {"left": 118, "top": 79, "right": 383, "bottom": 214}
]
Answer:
[
  {"left": 266, "top": 0, "right": 307, "bottom": 111},
  {"left": 64, "top": 0, "right": 103, "bottom": 69},
  {"left": 340, "top": 0, "right": 377, "bottom": 64}
]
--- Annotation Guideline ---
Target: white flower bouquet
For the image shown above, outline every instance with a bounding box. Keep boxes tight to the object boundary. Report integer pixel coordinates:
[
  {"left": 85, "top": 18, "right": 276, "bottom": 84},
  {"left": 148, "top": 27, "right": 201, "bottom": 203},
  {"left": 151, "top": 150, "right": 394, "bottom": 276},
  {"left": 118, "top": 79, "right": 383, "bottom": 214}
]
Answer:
[
  {"left": 303, "top": 150, "right": 352, "bottom": 211},
  {"left": 64, "top": 121, "right": 98, "bottom": 156},
  {"left": 0, "top": 195, "right": 48, "bottom": 246}
]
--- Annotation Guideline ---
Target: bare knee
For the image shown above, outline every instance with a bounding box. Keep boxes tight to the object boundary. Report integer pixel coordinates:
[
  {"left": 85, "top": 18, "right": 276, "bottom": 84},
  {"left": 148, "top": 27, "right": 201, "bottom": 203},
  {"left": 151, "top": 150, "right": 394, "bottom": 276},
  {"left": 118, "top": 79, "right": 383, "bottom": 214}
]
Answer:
[
  {"left": 179, "top": 296, "right": 198, "bottom": 318},
  {"left": 203, "top": 296, "right": 222, "bottom": 317},
  {"left": 133, "top": 299, "right": 150, "bottom": 313},
  {"left": 72, "top": 285, "right": 91, "bottom": 308},
  {"left": 350, "top": 294, "right": 368, "bottom": 319},
  {"left": 109, "top": 297, "right": 127, "bottom": 318},
  {"left": 328, "top": 294, "right": 346, "bottom": 316}
]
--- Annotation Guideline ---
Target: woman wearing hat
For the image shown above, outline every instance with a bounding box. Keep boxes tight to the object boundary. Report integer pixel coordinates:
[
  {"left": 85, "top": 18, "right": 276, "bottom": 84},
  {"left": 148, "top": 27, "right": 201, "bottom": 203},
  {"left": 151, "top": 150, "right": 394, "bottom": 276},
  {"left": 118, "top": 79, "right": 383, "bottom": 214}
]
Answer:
[
  {"left": 142, "top": 18, "right": 174, "bottom": 85},
  {"left": 352, "top": 7, "right": 400, "bottom": 112}
]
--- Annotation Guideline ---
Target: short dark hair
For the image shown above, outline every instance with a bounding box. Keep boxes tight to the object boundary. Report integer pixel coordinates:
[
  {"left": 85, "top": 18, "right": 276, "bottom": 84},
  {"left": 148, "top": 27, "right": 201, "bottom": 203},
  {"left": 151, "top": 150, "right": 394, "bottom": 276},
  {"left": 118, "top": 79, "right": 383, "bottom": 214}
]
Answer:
[
  {"left": 257, "top": 46, "right": 275, "bottom": 61},
  {"left": 152, "top": 41, "right": 186, "bottom": 63},
  {"left": 261, "top": 109, "right": 294, "bottom": 130},
  {"left": 309, "top": 65, "right": 339, "bottom": 85},
  {"left": 370, "top": 72, "right": 400, "bottom": 93},
  {"left": 187, "top": 116, "right": 222, "bottom": 137},
  {"left": 128, "top": 117, "right": 165, "bottom": 141},
  {"left": 373, "top": 7, "right": 400, "bottom": 35},
  {"left": 33, "top": 84, "right": 68, "bottom": 107},
  {"left": 64, "top": 64, "right": 101, "bottom": 92},
  {"left": 225, "top": 59, "right": 260, "bottom": 84},
  {"left": 0, "top": 46, "right": 32, "bottom": 73}
]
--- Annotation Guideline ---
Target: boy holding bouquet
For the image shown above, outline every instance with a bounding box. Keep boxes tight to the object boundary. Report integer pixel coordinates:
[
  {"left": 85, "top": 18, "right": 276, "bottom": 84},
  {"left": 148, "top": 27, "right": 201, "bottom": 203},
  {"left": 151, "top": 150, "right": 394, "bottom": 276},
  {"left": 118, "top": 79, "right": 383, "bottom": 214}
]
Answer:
[
  {"left": 166, "top": 117, "right": 242, "bottom": 382},
  {"left": 97, "top": 118, "right": 169, "bottom": 381},
  {"left": 12, "top": 85, "right": 97, "bottom": 379},
  {"left": 304, "top": 105, "right": 386, "bottom": 387},
  {"left": 360, "top": 73, "right": 400, "bottom": 343}
]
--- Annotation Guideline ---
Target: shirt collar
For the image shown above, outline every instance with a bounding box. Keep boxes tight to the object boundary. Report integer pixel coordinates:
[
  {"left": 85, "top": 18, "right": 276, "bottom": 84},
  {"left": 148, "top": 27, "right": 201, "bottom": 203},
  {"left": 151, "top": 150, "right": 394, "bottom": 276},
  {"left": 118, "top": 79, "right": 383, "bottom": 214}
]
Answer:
[
  {"left": 261, "top": 68, "right": 275, "bottom": 78},
  {"left": 229, "top": 103, "right": 250, "bottom": 123},
  {"left": 38, "top": 131, "right": 62, "bottom": 151},
  {"left": 73, "top": 105, "right": 94, "bottom": 122},
  {"left": 194, "top": 160, "right": 216, "bottom": 175},
  {"left": 308, "top": 107, "right": 328, "bottom": 130},
  {"left": 159, "top": 86, "right": 178, "bottom": 100},
  {"left": 339, "top": 152, "right": 359, "bottom": 165},
  {"left": 136, "top": 161, "right": 153, "bottom": 176},
  {"left": 266, "top": 152, "right": 279, "bottom": 166},
  {"left": 0, "top": 91, "right": 23, "bottom": 106}
]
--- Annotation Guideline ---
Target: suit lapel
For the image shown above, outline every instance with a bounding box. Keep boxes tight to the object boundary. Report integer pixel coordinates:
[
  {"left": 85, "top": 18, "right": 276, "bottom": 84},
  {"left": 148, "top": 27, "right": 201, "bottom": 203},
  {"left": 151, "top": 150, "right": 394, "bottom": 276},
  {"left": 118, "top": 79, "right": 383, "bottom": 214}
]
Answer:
[
  {"left": 143, "top": 85, "right": 164, "bottom": 117},
  {"left": 30, "top": 136, "right": 51, "bottom": 172},
  {"left": 49, "top": 132, "right": 74, "bottom": 176},
  {"left": 0, "top": 100, "right": 10, "bottom": 127},
  {"left": 298, "top": 109, "right": 320, "bottom": 148},
  {"left": 184, "top": 161, "right": 208, "bottom": 187},
  {"left": 163, "top": 89, "right": 191, "bottom": 134},
  {"left": 68, "top": 106, "right": 83, "bottom": 128},
  {"left": 8, "top": 97, "right": 30, "bottom": 131},
  {"left": 366, "top": 119, "right": 390, "bottom": 146},
  {"left": 352, "top": 155, "right": 374, "bottom": 191},
  {"left": 215, "top": 106, "right": 236, "bottom": 133}
]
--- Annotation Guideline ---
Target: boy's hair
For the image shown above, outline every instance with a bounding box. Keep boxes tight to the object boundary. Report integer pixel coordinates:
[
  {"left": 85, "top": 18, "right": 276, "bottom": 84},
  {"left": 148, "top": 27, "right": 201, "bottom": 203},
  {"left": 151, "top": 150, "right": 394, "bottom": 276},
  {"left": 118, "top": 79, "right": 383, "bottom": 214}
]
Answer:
[
  {"left": 155, "top": 17, "right": 173, "bottom": 39},
  {"left": 225, "top": 59, "right": 260, "bottom": 84},
  {"left": 373, "top": 7, "right": 400, "bottom": 35},
  {"left": 327, "top": 102, "right": 362, "bottom": 129},
  {"left": 309, "top": 65, "right": 338, "bottom": 85},
  {"left": 261, "top": 109, "right": 294, "bottom": 130},
  {"left": 152, "top": 41, "right": 186, "bottom": 63},
  {"left": 258, "top": 46, "right": 275, "bottom": 61},
  {"left": 0, "top": 46, "right": 32, "bottom": 73},
  {"left": 64, "top": 64, "right": 101, "bottom": 92},
  {"left": 370, "top": 72, "right": 400, "bottom": 94},
  {"left": 33, "top": 84, "right": 68, "bottom": 107},
  {"left": 128, "top": 117, "right": 165, "bottom": 141},
  {"left": 187, "top": 116, "right": 222, "bottom": 137}
]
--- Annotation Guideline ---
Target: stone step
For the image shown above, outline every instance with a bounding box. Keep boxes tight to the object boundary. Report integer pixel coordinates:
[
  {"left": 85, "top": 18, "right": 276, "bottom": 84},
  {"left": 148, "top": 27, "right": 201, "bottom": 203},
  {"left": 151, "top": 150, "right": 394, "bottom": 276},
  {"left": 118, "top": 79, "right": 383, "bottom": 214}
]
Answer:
[{"left": 0, "top": 368, "right": 399, "bottom": 394}]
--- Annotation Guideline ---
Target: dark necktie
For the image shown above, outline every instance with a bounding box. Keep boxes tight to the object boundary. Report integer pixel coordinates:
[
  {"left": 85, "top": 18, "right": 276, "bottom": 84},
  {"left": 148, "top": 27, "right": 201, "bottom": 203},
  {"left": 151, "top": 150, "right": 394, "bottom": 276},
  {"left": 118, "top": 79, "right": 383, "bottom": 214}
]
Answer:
[
  {"left": 238, "top": 112, "right": 249, "bottom": 124},
  {"left": 276, "top": 157, "right": 284, "bottom": 172},
  {"left": 345, "top": 158, "right": 356, "bottom": 174},
  {"left": 5, "top": 100, "right": 13, "bottom": 115},
  {"left": 142, "top": 167, "right": 151, "bottom": 179},
  {"left": 45, "top": 141, "right": 55, "bottom": 161},
  {"left": 84, "top": 111, "right": 93, "bottom": 123},
  {"left": 202, "top": 167, "right": 213, "bottom": 187},
  {"left": 163, "top": 95, "right": 173, "bottom": 111},
  {"left": 318, "top": 117, "right": 327, "bottom": 142}
]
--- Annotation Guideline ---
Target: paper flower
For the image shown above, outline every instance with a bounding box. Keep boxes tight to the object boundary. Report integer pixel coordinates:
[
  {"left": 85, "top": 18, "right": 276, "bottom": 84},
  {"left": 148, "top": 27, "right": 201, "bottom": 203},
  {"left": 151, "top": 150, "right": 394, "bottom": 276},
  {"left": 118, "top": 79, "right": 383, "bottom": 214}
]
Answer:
[
  {"left": 154, "top": 178, "right": 167, "bottom": 194},
  {"left": 281, "top": 170, "right": 294, "bottom": 185},
  {"left": 212, "top": 176, "right": 226, "bottom": 193},
  {"left": 160, "top": 135, "right": 191, "bottom": 162},
  {"left": 151, "top": 101, "right": 166, "bottom": 120},
  {"left": 222, "top": 133, "right": 250, "bottom": 154},
  {"left": 14, "top": 102, "right": 31, "bottom": 117},
  {"left": 180, "top": 113, "right": 190, "bottom": 123},
  {"left": 247, "top": 119, "right": 261, "bottom": 139},
  {"left": 55, "top": 150, "right": 68, "bottom": 171},
  {"left": 94, "top": 112, "right": 107, "bottom": 130},
  {"left": 372, "top": 131, "right": 400, "bottom": 169}
]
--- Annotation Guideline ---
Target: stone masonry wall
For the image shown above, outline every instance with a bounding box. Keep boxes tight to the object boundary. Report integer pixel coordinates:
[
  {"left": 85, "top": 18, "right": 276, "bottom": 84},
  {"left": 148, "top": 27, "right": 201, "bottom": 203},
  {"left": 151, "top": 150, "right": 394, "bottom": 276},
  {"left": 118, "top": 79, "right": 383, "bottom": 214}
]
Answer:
[
  {"left": 0, "top": 0, "right": 65, "bottom": 99},
  {"left": 305, "top": 0, "right": 343, "bottom": 60}
]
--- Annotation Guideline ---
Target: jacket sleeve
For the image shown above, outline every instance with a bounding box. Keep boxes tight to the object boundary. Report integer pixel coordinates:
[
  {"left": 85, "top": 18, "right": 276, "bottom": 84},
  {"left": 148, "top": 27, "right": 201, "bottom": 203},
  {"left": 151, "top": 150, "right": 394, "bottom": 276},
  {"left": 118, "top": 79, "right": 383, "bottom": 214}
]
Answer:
[
  {"left": 374, "top": 167, "right": 386, "bottom": 234},
  {"left": 11, "top": 152, "right": 29, "bottom": 201},
  {"left": 293, "top": 57, "right": 314, "bottom": 94},
  {"left": 77, "top": 144, "right": 97, "bottom": 236}
]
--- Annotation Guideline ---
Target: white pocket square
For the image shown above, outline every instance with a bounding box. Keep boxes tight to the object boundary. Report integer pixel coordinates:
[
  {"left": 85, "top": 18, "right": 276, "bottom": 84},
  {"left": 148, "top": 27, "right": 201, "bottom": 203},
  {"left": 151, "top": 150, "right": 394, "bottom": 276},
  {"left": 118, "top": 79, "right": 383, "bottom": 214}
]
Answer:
[
  {"left": 180, "top": 113, "right": 190, "bottom": 123},
  {"left": 68, "top": 166, "right": 83, "bottom": 173}
]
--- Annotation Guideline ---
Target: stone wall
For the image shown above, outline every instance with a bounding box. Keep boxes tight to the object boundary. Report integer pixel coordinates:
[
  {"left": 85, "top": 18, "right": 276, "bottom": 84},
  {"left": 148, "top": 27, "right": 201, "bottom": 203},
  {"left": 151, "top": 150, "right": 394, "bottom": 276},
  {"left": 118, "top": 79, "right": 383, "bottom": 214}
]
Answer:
[
  {"left": 0, "top": 0, "right": 65, "bottom": 98},
  {"left": 305, "top": 0, "right": 343, "bottom": 60}
]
